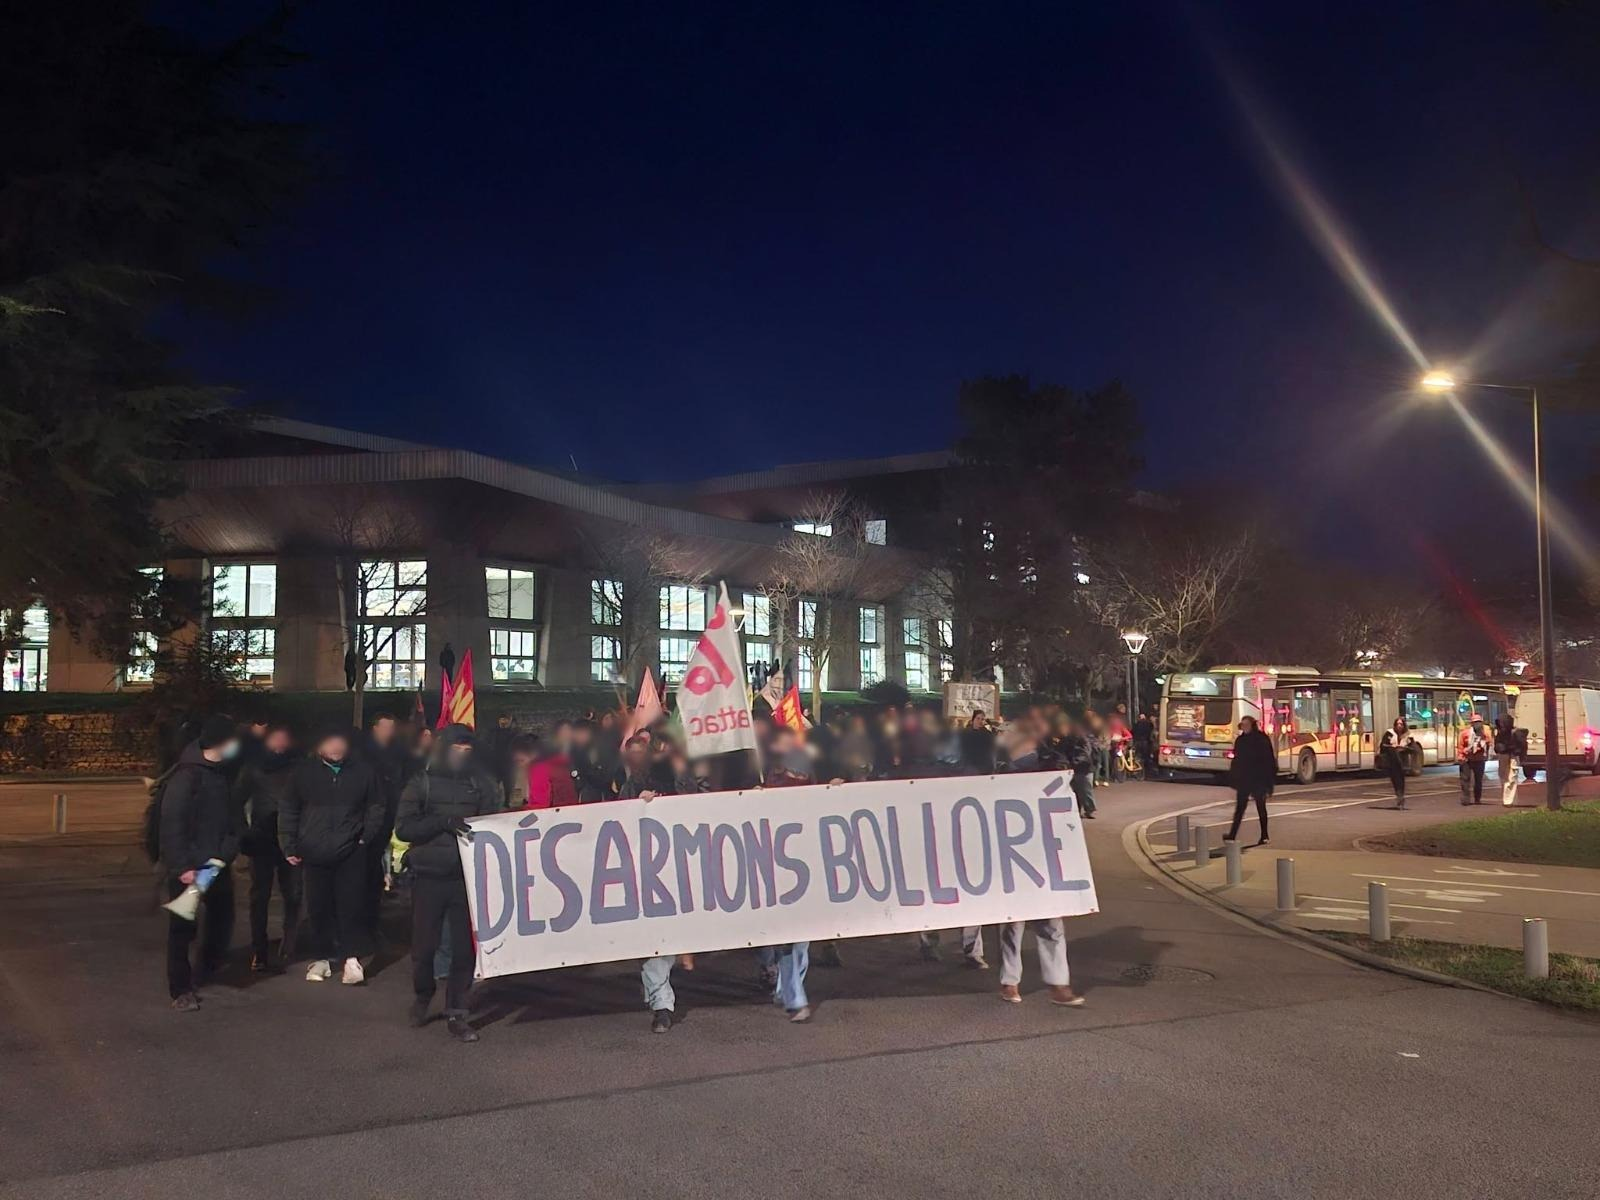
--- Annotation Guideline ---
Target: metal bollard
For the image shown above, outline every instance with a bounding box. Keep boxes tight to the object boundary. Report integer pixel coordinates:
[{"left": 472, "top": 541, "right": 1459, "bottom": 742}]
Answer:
[
  {"left": 1368, "top": 881, "right": 1391, "bottom": 942},
  {"left": 1224, "top": 839, "right": 1243, "bottom": 885},
  {"left": 1523, "top": 918, "right": 1549, "bottom": 980},
  {"left": 1193, "top": 823, "right": 1211, "bottom": 867},
  {"left": 1175, "top": 814, "right": 1191, "bottom": 854},
  {"left": 52, "top": 792, "right": 67, "bottom": 834},
  {"left": 1276, "top": 857, "right": 1296, "bottom": 910}
]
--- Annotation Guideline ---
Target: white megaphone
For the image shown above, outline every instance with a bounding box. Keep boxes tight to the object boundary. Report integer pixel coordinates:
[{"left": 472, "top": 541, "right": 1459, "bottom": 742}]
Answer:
[{"left": 164, "top": 860, "right": 226, "bottom": 922}]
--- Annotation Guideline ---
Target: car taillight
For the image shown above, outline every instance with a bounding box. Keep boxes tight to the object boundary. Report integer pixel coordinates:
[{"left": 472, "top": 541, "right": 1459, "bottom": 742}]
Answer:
[
  {"left": 1225, "top": 750, "right": 1236, "bottom": 759},
  {"left": 1583, "top": 731, "right": 1594, "bottom": 750}
]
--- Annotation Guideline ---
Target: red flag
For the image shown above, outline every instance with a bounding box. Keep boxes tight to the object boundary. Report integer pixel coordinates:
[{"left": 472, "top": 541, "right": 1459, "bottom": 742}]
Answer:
[
  {"left": 444, "top": 648, "right": 477, "bottom": 730},
  {"left": 772, "top": 683, "right": 809, "bottom": 733},
  {"left": 435, "top": 666, "right": 454, "bottom": 730},
  {"left": 621, "top": 667, "right": 665, "bottom": 744}
]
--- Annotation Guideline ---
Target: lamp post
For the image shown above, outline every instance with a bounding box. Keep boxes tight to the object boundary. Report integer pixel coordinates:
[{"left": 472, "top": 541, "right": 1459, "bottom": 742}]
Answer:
[
  {"left": 1420, "top": 370, "right": 1561, "bottom": 809},
  {"left": 1120, "top": 630, "right": 1149, "bottom": 720}
]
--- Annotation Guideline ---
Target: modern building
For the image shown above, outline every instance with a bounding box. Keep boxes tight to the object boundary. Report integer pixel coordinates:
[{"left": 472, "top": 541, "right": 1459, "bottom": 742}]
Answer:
[{"left": 4, "top": 419, "right": 960, "bottom": 706}]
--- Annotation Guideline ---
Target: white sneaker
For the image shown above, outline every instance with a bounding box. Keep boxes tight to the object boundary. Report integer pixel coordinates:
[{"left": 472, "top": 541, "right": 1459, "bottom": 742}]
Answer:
[
  {"left": 305, "top": 959, "right": 332, "bottom": 982},
  {"left": 341, "top": 957, "right": 365, "bottom": 986}
]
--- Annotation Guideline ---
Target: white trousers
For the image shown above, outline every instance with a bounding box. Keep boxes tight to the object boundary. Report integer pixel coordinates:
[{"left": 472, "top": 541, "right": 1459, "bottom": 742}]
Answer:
[{"left": 998, "top": 918, "right": 1070, "bottom": 987}]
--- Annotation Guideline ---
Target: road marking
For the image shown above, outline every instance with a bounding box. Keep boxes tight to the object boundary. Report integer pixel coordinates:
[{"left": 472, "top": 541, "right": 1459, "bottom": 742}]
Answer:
[
  {"left": 1433, "top": 865, "right": 1541, "bottom": 878},
  {"left": 1297, "top": 905, "right": 1452, "bottom": 926},
  {"left": 1303, "top": 894, "right": 1462, "bottom": 914},
  {"left": 1356, "top": 873, "right": 1600, "bottom": 899}
]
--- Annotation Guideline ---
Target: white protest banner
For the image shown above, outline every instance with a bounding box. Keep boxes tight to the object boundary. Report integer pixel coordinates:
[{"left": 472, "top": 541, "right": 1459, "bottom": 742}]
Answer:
[
  {"left": 458, "top": 771, "right": 1096, "bottom": 979},
  {"left": 675, "top": 581, "right": 758, "bottom": 756},
  {"left": 943, "top": 681, "right": 1000, "bottom": 721}
]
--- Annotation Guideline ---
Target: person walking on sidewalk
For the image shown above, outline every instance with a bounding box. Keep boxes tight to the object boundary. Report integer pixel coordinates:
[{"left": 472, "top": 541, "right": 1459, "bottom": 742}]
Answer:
[
  {"left": 280, "top": 728, "right": 386, "bottom": 986},
  {"left": 1457, "top": 715, "right": 1491, "bottom": 805},
  {"left": 234, "top": 723, "right": 300, "bottom": 971},
  {"left": 1224, "top": 715, "right": 1275, "bottom": 846},
  {"left": 997, "top": 917, "right": 1085, "bottom": 1007},
  {"left": 159, "top": 715, "right": 243, "bottom": 1011},
  {"left": 396, "top": 723, "right": 500, "bottom": 1043}
]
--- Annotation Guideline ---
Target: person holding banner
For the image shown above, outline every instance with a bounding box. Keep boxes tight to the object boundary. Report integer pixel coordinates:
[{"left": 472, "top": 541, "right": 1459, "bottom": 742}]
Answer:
[{"left": 395, "top": 724, "right": 502, "bottom": 1042}]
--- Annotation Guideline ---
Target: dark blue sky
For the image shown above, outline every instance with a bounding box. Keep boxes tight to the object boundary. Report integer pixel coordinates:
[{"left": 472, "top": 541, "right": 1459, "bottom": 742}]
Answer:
[{"left": 180, "top": 0, "right": 1599, "bottom": 553}]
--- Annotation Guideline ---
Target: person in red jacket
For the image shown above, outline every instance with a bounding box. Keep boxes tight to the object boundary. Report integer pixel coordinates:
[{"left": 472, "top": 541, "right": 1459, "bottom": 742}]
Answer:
[{"left": 524, "top": 741, "right": 578, "bottom": 810}]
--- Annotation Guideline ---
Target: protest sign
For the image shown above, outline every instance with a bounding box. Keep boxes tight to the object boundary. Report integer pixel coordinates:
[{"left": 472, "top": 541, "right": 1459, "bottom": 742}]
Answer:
[
  {"left": 676, "top": 581, "right": 758, "bottom": 756},
  {"left": 943, "top": 681, "right": 1000, "bottom": 721},
  {"left": 458, "top": 772, "right": 1097, "bottom": 979}
]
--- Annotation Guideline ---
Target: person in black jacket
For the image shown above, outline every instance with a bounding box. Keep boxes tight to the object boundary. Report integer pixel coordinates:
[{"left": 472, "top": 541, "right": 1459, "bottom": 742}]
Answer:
[
  {"left": 279, "top": 728, "right": 386, "bottom": 987},
  {"left": 233, "top": 723, "right": 300, "bottom": 972},
  {"left": 395, "top": 723, "right": 502, "bottom": 1042},
  {"left": 1225, "top": 715, "right": 1277, "bottom": 845},
  {"left": 362, "top": 712, "right": 406, "bottom": 937},
  {"left": 158, "top": 714, "right": 243, "bottom": 1011}
]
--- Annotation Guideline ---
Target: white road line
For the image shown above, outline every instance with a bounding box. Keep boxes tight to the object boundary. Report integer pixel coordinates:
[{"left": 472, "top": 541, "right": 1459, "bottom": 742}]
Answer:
[
  {"left": 1356, "top": 873, "right": 1600, "bottom": 899},
  {"left": 1302, "top": 894, "right": 1462, "bottom": 913},
  {"left": 1433, "top": 865, "right": 1541, "bottom": 878}
]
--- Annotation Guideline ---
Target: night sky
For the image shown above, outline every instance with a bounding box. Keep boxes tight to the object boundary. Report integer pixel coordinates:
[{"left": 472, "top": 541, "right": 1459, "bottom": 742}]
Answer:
[{"left": 177, "top": 2, "right": 1600, "bottom": 566}]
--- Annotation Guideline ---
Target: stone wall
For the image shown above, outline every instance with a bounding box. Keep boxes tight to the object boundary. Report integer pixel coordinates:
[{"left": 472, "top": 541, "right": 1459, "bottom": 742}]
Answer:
[{"left": 0, "top": 712, "right": 157, "bottom": 774}]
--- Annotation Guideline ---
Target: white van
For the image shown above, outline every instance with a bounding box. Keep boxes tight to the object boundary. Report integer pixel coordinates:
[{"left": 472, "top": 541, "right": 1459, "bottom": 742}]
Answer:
[{"left": 1508, "top": 685, "right": 1600, "bottom": 773}]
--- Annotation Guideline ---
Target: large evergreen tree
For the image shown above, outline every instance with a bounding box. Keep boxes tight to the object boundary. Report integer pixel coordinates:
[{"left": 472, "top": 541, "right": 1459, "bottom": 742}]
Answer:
[{"left": 0, "top": 3, "right": 307, "bottom": 657}]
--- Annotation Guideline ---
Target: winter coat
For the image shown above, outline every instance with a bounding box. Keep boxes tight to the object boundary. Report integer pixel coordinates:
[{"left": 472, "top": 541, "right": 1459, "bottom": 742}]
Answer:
[
  {"left": 395, "top": 748, "right": 504, "bottom": 879},
  {"left": 159, "top": 742, "right": 241, "bottom": 875},
  {"left": 234, "top": 750, "right": 298, "bottom": 857},
  {"left": 1228, "top": 728, "right": 1278, "bottom": 796},
  {"left": 279, "top": 756, "right": 385, "bottom": 866},
  {"left": 363, "top": 735, "right": 407, "bottom": 843}
]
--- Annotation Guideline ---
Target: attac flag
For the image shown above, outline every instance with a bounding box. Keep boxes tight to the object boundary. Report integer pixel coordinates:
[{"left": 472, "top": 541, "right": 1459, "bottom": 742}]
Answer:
[
  {"left": 773, "top": 683, "right": 809, "bottom": 733},
  {"left": 443, "top": 647, "right": 477, "bottom": 730},
  {"left": 621, "top": 667, "right": 665, "bottom": 744},
  {"left": 675, "top": 581, "right": 758, "bottom": 756}
]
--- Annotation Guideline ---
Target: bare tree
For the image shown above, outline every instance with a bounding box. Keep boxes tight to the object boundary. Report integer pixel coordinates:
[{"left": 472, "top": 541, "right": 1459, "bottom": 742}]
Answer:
[
  {"left": 327, "top": 491, "right": 431, "bottom": 728},
  {"left": 1082, "top": 527, "right": 1258, "bottom": 674},
  {"left": 763, "top": 491, "right": 874, "bottom": 716},
  {"left": 575, "top": 519, "right": 705, "bottom": 704}
]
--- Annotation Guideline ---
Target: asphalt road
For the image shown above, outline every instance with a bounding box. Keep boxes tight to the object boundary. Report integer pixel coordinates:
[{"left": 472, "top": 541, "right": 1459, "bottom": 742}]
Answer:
[{"left": 2, "top": 776, "right": 1596, "bottom": 1199}]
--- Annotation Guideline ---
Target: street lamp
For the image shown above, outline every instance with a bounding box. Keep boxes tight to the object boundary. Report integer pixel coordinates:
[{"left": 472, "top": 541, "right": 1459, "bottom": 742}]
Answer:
[
  {"left": 1420, "top": 370, "right": 1561, "bottom": 809},
  {"left": 1120, "top": 630, "right": 1148, "bottom": 719}
]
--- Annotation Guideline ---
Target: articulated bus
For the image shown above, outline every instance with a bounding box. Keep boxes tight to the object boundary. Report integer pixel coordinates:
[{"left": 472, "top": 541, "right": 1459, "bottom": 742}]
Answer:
[{"left": 1157, "top": 666, "right": 1508, "bottom": 784}]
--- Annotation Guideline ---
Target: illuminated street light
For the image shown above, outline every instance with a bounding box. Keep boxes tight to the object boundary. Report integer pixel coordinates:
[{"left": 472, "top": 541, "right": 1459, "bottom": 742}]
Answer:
[
  {"left": 1418, "top": 369, "right": 1561, "bottom": 809},
  {"left": 1120, "top": 630, "right": 1149, "bottom": 656},
  {"left": 1120, "top": 631, "right": 1148, "bottom": 721},
  {"left": 1507, "top": 660, "right": 1529, "bottom": 676}
]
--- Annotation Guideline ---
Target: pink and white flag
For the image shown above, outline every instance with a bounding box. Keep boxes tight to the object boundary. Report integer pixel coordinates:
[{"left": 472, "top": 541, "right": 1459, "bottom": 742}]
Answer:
[
  {"left": 621, "top": 667, "right": 665, "bottom": 744},
  {"left": 676, "top": 581, "right": 758, "bottom": 756}
]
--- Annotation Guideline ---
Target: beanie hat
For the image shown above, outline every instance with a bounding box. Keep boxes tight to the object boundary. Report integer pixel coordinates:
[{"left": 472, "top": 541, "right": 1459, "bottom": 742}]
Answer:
[{"left": 198, "top": 714, "right": 237, "bottom": 750}]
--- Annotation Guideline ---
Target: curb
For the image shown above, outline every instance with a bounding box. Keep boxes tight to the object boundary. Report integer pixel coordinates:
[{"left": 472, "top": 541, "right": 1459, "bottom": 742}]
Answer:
[{"left": 1129, "top": 810, "right": 1526, "bottom": 1003}]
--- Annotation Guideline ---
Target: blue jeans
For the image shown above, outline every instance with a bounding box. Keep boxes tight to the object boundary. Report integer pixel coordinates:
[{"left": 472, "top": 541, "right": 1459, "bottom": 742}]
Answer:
[
  {"left": 641, "top": 954, "right": 675, "bottom": 1013},
  {"left": 775, "top": 942, "right": 809, "bottom": 1011}
]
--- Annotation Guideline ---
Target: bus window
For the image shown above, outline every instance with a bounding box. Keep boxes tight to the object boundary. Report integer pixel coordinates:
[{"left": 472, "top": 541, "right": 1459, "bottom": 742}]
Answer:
[
  {"left": 1402, "top": 691, "right": 1432, "bottom": 726},
  {"left": 1293, "top": 689, "right": 1330, "bottom": 735},
  {"left": 1361, "top": 690, "right": 1374, "bottom": 734}
]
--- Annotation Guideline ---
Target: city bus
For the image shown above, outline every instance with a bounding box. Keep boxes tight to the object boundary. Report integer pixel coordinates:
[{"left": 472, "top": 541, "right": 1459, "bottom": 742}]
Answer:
[{"left": 1158, "top": 666, "right": 1508, "bottom": 784}]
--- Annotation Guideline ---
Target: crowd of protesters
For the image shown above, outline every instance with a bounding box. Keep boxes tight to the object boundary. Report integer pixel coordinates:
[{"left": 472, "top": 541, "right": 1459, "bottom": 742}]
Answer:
[{"left": 153, "top": 697, "right": 1151, "bottom": 1039}]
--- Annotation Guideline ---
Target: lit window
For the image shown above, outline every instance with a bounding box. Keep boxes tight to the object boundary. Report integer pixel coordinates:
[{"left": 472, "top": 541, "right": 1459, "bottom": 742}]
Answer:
[
  {"left": 590, "top": 635, "right": 621, "bottom": 683},
  {"left": 793, "top": 520, "right": 832, "bottom": 537},
  {"left": 212, "top": 562, "right": 276, "bottom": 618},
  {"left": 591, "top": 578, "right": 622, "bottom": 626},
  {"left": 125, "top": 631, "right": 159, "bottom": 685},
  {"left": 797, "top": 645, "right": 827, "bottom": 693},
  {"left": 490, "top": 627, "right": 539, "bottom": 682},
  {"left": 659, "top": 584, "right": 709, "bottom": 631},
  {"left": 362, "top": 622, "right": 425, "bottom": 690},
  {"left": 860, "top": 645, "right": 885, "bottom": 687},
  {"left": 864, "top": 519, "right": 886, "bottom": 545},
  {"left": 486, "top": 566, "right": 537, "bottom": 620},
  {"left": 2, "top": 604, "right": 50, "bottom": 692},
  {"left": 937, "top": 618, "right": 955, "bottom": 684},
  {"left": 660, "top": 635, "right": 698, "bottom": 684},
  {"left": 859, "top": 604, "right": 884, "bottom": 685},
  {"left": 361, "top": 560, "right": 427, "bottom": 618},
  {"left": 745, "top": 639, "right": 773, "bottom": 682},
  {"left": 212, "top": 627, "right": 275, "bottom": 686},
  {"left": 859, "top": 605, "right": 880, "bottom": 645},
  {"left": 903, "top": 617, "right": 927, "bottom": 691},
  {"left": 741, "top": 591, "right": 771, "bottom": 637},
  {"left": 798, "top": 599, "right": 818, "bottom": 640}
]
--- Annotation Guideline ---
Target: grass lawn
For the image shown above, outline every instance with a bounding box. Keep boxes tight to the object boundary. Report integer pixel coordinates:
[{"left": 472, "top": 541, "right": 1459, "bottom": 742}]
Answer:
[
  {"left": 1325, "top": 934, "right": 1600, "bottom": 1013},
  {"left": 1370, "top": 798, "right": 1600, "bottom": 869}
]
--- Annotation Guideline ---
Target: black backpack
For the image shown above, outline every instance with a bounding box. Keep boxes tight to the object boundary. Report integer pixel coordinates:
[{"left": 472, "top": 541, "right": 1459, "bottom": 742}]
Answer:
[{"left": 140, "top": 764, "right": 185, "bottom": 863}]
